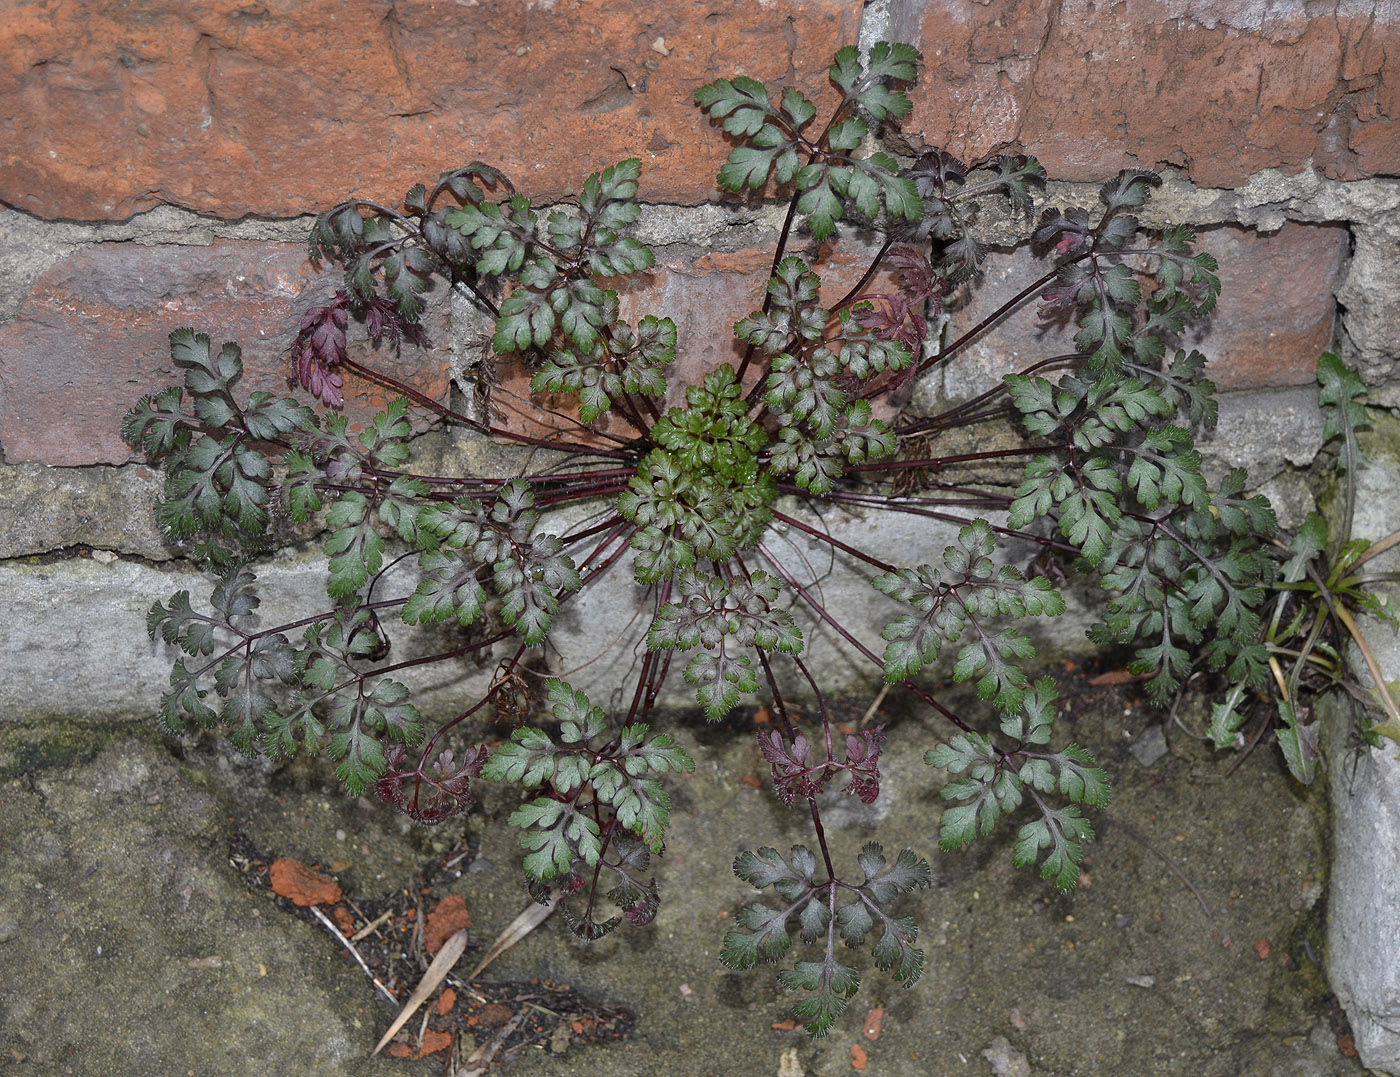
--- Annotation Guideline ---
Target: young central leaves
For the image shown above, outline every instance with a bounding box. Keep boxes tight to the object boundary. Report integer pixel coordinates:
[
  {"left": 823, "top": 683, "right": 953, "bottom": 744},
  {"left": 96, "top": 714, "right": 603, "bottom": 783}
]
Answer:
[{"left": 619, "top": 364, "right": 777, "bottom": 583}]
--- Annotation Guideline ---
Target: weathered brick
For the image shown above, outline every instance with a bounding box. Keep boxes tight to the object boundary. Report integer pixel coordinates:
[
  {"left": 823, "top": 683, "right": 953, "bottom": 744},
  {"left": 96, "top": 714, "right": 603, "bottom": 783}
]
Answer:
[
  {"left": 0, "top": 240, "right": 449, "bottom": 465},
  {"left": 1189, "top": 223, "right": 1349, "bottom": 390},
  {"left": 889, "top": 0, "right": 1398, "bottom": 187},
  {"left": 0, "top": 0, "right": 858, "bottom": 221},
  {"left": 939, "top": 222, "right": 1349, "bottom": 401}
]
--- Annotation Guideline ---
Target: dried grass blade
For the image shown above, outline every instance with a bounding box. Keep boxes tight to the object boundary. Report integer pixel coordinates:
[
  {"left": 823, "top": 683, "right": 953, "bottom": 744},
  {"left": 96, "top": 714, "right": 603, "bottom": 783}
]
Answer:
[
  {"left": 370, "top": 928, "right": 470, "bottom": 1057},
  {"left": 464, "top": 890, "right": 559, "bottom": 982}
]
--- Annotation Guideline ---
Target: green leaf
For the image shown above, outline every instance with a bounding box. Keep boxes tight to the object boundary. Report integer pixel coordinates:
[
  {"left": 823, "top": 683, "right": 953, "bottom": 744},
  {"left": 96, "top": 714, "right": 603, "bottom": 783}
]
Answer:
[
  {"left": 733, "top": 845, "right": 817, "bottom": 898},
  {"left": 482, "top": 726, "right": 564, "bottom": 788},
  {"left": 857, "top": 842, "right": 932, "bottom": 904},
  {"left": 795, "top": 164, "right": 844, "bottom": 241},
  {"left": 1276, "top": 699, "right": 1320, "bottom": 785},
  {"left": 509, "top": 797, "right": 602, "bottom": 881},
  {"left": 493, "top": 281, "right": 556, "bottom": 353},
  {"left": 122, "top": 385, "right": 190, "bottom": 457},
  {"left": 1207, "top": 682, "right": 1251, "bottom": 749},
  {"left": 543, "top": 678, "right": 609, "bottom": 742},
  {"left": 1317, "top": 352, "right": 1370, "bottom": 446},
  {"left": 329, "top": 722, "right": 388, "bottom": 796},
  {"left": 1012, "top": 805, "right": 1095, "bottom": 891},
  {"left": 780, "top": 957, "right": 861, "bottom": 1037},
  {"left": 324, "top": 491, "right": 383, "bottom": 601},
  {"left": 695, "top": 75, "right": 777, "bottom": 135},
  {"left": 1052, "top": 744, "right": 1110, "bottom": 806}
]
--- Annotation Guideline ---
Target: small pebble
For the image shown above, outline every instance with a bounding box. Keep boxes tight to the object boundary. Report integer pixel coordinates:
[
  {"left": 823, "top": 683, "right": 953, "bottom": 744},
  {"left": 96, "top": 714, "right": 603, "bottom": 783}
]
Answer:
[
  {"left": 1129, "top": 724, "right": 1169, "bottom": 766},
  {"left": 1126, "top": 975, "right": 1156, "bottom": 988}
]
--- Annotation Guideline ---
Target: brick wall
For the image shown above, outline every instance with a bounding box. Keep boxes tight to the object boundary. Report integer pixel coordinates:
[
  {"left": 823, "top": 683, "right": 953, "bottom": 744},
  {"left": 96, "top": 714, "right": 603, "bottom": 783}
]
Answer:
[
  {"left": 0, "top": 0, "right": 1396, "bottom": 503},
  {"left": 2, "top": 0, "right": 1397, "bottom": 475}
]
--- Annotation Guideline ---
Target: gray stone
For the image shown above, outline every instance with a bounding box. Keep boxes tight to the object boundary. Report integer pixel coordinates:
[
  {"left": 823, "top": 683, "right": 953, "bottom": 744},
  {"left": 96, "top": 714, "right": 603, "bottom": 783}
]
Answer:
[
  {"left": 0, "top": 461, "right": 169, "bottom": 560},
  {"left": 1323, "top": 415, "right": 1400, "bottom": 1075},
  {"left": 0, "top": 672, "right": 1353, "bottom": 1075},
  {"left": 0, "top": 203, "right": 310, "bottom": 321},
  {"left": 0, "top": 733, "right": 381, "bottom": 1075},
  {"left": 1324, "top": 692, "right": 1400, "bottom": 1076},
  {"left": 1, "top": 485, "right": 1109, "bottom": 725},
  {"left": 1336, "top": 213, "right": 1400, "bottom": 388},
  {"left": 0, "top": 552, "right": 498, "bottom": 723},
  {"left": 1129, "top": 724, "right": 1169, "bottom": 767},
  {"left": 1197, "top": 386, "right": 1325, "bottom": 484}
]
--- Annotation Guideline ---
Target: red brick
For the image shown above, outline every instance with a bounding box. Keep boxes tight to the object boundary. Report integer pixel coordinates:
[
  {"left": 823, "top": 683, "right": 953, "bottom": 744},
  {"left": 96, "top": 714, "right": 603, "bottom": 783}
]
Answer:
[
  {"left": 0, "top": 0, "right": 858, "bottom": 221},
  {"left": 1189, "top": 223, "right": 1348, "bottom": 390},
  {"left": 940, "top": 222, "right": 1348, "bottom": 398},
  {"left": 0, "top": 239, "right": 449, "bottom": 465},
  {"left": 890, "top": 0, "right": 1398, "bottom": 186}
]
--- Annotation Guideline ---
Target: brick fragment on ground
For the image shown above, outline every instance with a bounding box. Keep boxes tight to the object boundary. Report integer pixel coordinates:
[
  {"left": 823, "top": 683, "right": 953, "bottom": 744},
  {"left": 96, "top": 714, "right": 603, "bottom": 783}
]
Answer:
[
  {"left": 268, "top": 857, "right": 343, "bottom": 907},
  {"left": 424, "top": 894, "right": 471, "bottom": 955}
]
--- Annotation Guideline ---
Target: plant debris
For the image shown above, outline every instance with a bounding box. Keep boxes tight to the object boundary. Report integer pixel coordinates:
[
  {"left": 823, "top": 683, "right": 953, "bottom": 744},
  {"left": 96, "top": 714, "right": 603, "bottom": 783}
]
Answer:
[{"left": 228, "top": 834, "right": 634, "bottom": 1068}]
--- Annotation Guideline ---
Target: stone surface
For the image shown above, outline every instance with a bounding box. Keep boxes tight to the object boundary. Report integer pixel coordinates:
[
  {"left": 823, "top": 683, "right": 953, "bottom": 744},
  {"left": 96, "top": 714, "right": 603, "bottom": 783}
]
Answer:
[
  {"left": 1322, "top": 412, "right": 1400, "bottom": 1075},
  {"left": 1337, "top": 212, "right": 1400, "bottom": 386},
  {"left": 1198, "top": 386, "right": 1326, "bottom": 484},
  {"left": 0, "top": 487, "right": 1111, "bottom": 726},
  {"left": 0, "top": 733, "right": 382, "bottom": 1075},
  {"left": 0, "top": 461, "right": 169, "bottom": 560},
  {"left": 938, "top": 223, "right": 1350, "bottom": 403},
  {"left": 0, "top": 0, "right": 858, "bottom": 221},
  {"left": 888, "top": 0, "right": 1399, "bottom": 187},
  {"left": 0, "top": 550, "right": 520, "bottom": 723},
  {"left": 0, "top": 238, "right": 449, "bottom": 465},
  {"left": 1324, "top": 692, "right": 1400, "bottom": 1076}
]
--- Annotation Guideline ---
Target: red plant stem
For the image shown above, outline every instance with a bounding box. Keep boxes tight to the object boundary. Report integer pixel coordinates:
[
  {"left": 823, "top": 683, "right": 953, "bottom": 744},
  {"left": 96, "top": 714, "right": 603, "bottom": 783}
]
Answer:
[
  {"left": 829, "top": 236, "right": 898, "bottom": 316},
  {"left": 754, "top": 648, "right": 799, "bottom": 741},
  {"left": 790, "top": 654, "right": 835, "bottom": 759},
  {"left": 642, "top": 648, "right": 677, "bottom": 727},
  {"left": 808, "top": 796, "right": 839, "bottom": 883},
  {"left": 337, "top": 355, "right": 636, "bottom": 458},
  {"left": 842, "top": 444, "right": 1043, "bottom": 472},
  {"left": 624, "top": 577, "right": 674, "bottom": 726},
  {"left": 895, "top": 405, "right": 1018, "bottom": 434},
  {"left": 770, "top": 507, "right": 897, "bottom": 574},
  {"left": 417, "top": 641, "right": 529, "bottom": 762},
  {"left": 756, "top": 540, "right": 977, "bottom": 736},
  {"left": 756, "top": 540, "right": 882, "bottom": 668},
  {"left": 534, "top": 481, "right": 630, "bottom": 506},
  {"left": 573, "top": 521, "right": 637, "bottom": 583},
  {"left": 409, "top": 465, "right": 640, "bottom": 488},
  {"left": 916, "top": 260, "right": 1083, "bottom": 377},
  {"left": 805, "top": 488, "right": 1078, "bottom": 555},
  {"left": 563, "top": 515, "right": 631, "bottom": 555},
  {"left": 370, "top": 627, "right": 515, "bottom": 680},
  {"left": 895, "top": 352, "right": 1086, "bottom": 436}
]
